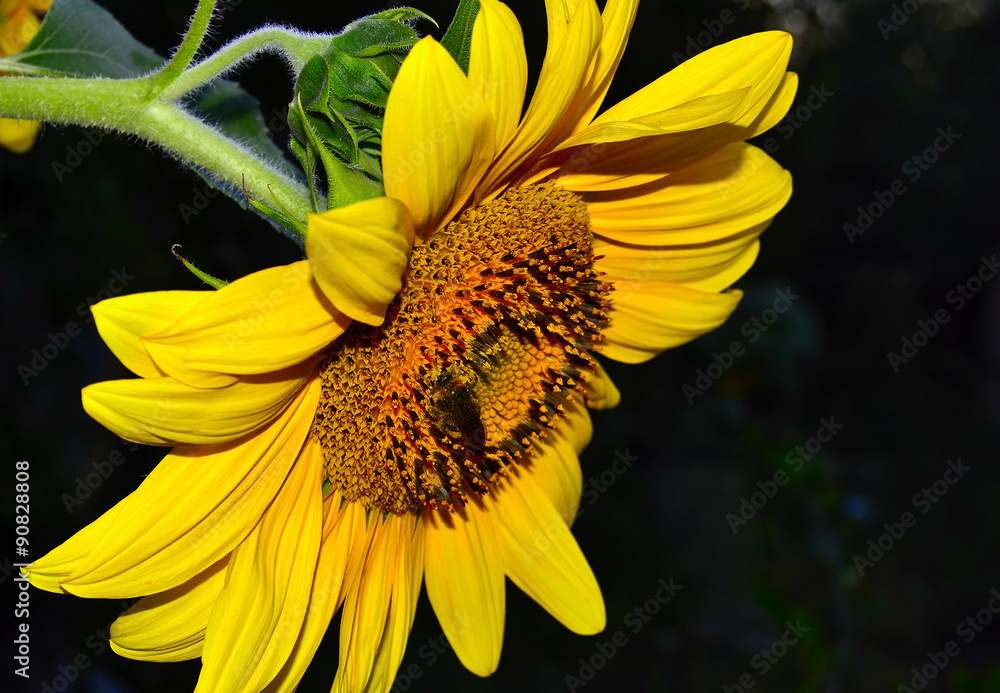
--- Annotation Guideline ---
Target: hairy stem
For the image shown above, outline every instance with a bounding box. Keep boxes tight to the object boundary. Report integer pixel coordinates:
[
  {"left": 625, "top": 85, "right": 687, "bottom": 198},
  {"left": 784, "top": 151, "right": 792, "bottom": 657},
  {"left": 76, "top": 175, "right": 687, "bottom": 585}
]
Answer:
[
  {"left": 148, "top": 0, "right": 218, "bottom": 98},
  {"left": 159, "top": 27, "right": 332, "bottom": 101},
  {"left": 0, "top": 75, "right": 314, "bottom": 225}
]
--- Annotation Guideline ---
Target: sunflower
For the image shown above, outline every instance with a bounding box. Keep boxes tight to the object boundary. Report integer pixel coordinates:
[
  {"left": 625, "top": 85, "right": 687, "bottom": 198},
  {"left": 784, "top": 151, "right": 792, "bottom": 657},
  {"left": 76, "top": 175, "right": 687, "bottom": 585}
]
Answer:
[
  {"left": 25, "top": 0, "right": 796, "bottom": 690},
  {"left": 0, "top": 0, "right": 49, "bottom": 153}
]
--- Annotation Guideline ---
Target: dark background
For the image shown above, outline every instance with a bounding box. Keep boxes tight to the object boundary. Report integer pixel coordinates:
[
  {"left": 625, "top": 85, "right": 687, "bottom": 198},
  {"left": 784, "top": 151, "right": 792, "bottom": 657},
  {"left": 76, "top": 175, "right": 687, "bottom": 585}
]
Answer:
[{"left": 2, "top": 0, "right": 999, "bottom": 691}]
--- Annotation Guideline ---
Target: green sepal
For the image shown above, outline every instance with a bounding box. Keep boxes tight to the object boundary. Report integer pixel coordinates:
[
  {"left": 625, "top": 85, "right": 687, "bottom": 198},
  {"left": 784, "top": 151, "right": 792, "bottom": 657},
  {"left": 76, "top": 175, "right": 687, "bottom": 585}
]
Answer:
[
  {"left": 291, "top": 95, "right": 382, "bottom": 210},
  {"left": 332, "top": 9, "right": 435, "bottom": 57},
  {"left": 171, "top": 245, "right": 228, "bottom": 289},
  {"left": 287, "top": 8, "right": 432, "bottom": 212},
  {"left": 240, "top": 171, "right": 310, "bottom": 238},
  {"left": 440, "top": 0, "right": 480, "bottom": 75}
]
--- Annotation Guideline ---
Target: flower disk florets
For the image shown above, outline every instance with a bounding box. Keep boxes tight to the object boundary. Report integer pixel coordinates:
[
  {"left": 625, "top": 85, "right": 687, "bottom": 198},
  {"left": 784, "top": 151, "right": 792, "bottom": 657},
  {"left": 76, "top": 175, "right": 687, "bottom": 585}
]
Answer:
[{"left": 314, "top": 183, "right": 611, "bottom": 513}]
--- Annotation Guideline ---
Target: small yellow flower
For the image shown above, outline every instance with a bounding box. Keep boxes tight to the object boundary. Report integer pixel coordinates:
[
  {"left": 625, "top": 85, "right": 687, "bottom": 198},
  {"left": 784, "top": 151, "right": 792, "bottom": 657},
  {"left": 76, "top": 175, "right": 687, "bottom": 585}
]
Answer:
[
  {"left": 0, "top": 0, "right": 50, "bottom": 153},
  {"left": 26, "top": 1, "right": 796, "bottom": 691}
]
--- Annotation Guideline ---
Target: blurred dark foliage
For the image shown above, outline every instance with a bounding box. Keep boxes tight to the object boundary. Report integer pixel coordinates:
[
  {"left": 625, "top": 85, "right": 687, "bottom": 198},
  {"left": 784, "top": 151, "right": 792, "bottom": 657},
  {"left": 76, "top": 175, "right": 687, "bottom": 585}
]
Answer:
[{"left": 2, "top": 0, "right": 999, "bottom": 691}]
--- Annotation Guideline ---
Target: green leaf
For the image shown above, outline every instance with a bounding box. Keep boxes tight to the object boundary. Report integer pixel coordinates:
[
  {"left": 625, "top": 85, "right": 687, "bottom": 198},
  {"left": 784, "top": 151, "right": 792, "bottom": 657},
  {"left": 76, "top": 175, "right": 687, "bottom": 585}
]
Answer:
[
  {"left": 440, "top": 0, "right": 480, "bottom": 75},
  {"left": 12, "top": 0, "right": 163, "bottom": 78}
]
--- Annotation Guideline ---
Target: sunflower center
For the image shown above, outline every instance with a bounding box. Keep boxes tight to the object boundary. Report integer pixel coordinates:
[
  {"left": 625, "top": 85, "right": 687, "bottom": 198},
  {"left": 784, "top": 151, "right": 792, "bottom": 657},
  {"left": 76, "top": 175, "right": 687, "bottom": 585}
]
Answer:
[{"left": 312, "top": 183, "right": 610, "bottom": 513}]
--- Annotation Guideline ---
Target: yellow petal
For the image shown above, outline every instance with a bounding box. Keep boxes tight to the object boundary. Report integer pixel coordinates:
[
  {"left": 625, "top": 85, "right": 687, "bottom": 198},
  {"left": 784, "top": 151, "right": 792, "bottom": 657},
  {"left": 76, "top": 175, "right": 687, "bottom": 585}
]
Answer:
[
  {"left": 197, "top": 424, "right": 323, "bottom": 693},
  {"left": 602, "top": 283, "right": 744, "bottom": 363},
  {"left": 110, "top": 556, "right": 229, "bottom": 662},
  {"left": 556, "top": 0, "right": 639, "bottom": 136},
  {"left": 593, "top": 31, "right": 792, "bottom": 128},
  {"left": 424, "top": 498, "right": 505, "bottom": 676},
  {"left": 550, "top": 89, "right": 750, "bottom": 151},
  {"left": 582, "top": 360, "right": 621, "bottom": 410},
  {"left": 594, "top": 224, "right": 764, "bottom": 293},
  {"left": 552, "top": 132, "right": 707, "bottom": 193},
  {"left": 518, "top": 89, "right": 751, "bottom": 191},
  {"left": 476, "top": 0, "right": 602, "bottom": 197},
  {"left": 585, "top": 143, "right": 791, "bottom": 245},
  {"left": 743, "top": 71, "right": 798, "bottom": 139},
  {"left": 262, "top": 491, "right": 368, "bottom": 693},
  {"left": 0, "top": 117, "right": 40, "bottom": 153},
  {"left": 469, "top": 0, "right": 527, "bottom": 152},
  {"left": 142, "top": 261, "right": 348, "bottom": 388},
  {"left": 487, "top": 466, "right": 605, "bottom": 634},
  {"left": 25, "top": 503, "right": 124, "bottom": 594},
  {"left": 498, "top": 0, "right": 639, "bottom": 187},
  {"left": 383, "top": 37, "right": 496, "bottom": 238},
  {"left": 543, "top": 0, "right": 588, "bottom": 46},
  {"left": 557, "top": 109, "right": 794, "bottom": 193},
  {"left": 523, "top": 400, "right": 590, "bottom": 525},
  {"left": 60, "top": 379, "right": 319, "bottom": 598},
  {"left": 91, "top": 291, "right": 210, "bottom": 379},
  {"left": 333, "top": 514, "right": 403, "bottom": 693},
  {"left": 0, "top": 5, "right": 43, "bottom": 57},
  {"left": 306, "top": 197, "right": 414, "bottom": 325},
  {"left": 553, "top": 33, "right": 795, "bottom": 193},
  {"left": 82, "top": 360, "right": 315, "bottom": 447},
  {"left": 361, "top": 515, "right": 424, "bottom": 693}
]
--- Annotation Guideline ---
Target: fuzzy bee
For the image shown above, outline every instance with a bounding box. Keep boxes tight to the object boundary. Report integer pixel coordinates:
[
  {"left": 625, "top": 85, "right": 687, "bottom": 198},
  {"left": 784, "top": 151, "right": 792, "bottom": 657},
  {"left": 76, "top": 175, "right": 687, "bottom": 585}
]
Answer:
[{"left": 428, "top": 365, "right": 487, "bottom": 450}]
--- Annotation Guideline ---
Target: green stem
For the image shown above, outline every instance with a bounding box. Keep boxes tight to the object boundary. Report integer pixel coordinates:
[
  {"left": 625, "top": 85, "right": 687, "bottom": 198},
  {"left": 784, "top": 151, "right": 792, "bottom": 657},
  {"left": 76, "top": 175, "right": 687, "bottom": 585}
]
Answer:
[
  {"left": 148, "top": 0, "right": 218, "bottom": 97},
  {"left": 160, "top": 27, "right": 332, "bottom": 101},
  {"left": 0, "top": 75, "right": 314, "bottom": 226}
]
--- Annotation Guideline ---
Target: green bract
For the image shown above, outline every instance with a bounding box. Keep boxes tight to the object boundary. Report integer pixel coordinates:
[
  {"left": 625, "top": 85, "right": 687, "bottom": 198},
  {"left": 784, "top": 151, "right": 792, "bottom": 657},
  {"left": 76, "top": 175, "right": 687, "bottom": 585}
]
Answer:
[{"left": 288, "top": 8, "right": 432, "bottom": 210}]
